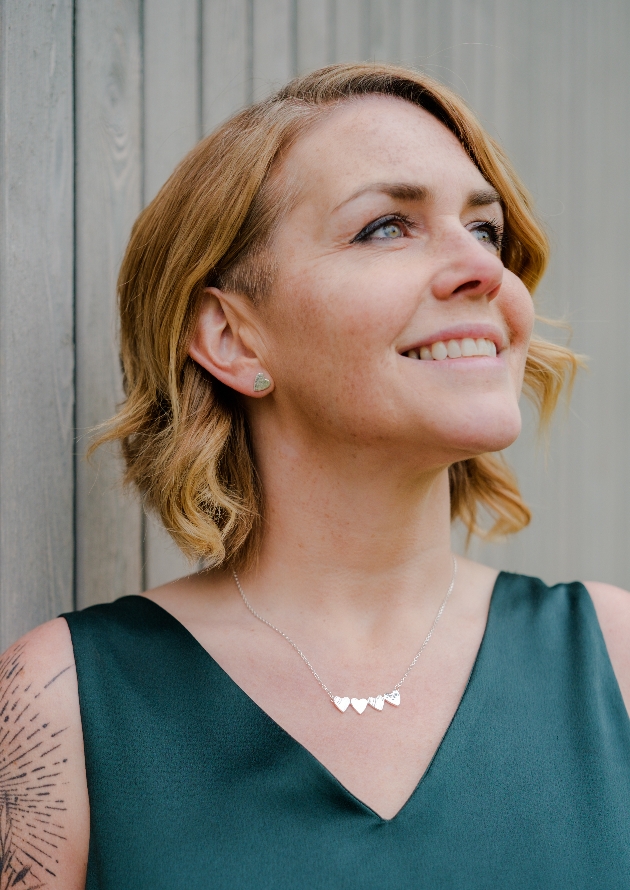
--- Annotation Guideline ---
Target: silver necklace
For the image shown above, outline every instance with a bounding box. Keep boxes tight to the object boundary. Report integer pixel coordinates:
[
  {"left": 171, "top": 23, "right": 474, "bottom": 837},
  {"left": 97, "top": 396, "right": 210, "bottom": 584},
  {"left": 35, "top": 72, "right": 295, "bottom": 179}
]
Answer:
[{"left": 232, "top": 556, "right": 457, "bottom": 715}]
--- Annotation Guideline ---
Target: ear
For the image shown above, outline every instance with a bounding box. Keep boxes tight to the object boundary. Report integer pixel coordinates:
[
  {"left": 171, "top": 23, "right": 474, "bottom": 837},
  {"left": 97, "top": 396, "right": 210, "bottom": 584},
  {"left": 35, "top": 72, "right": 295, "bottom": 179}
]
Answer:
[{"left": 188, "top": 287, "right": 274, "bottom": 397}]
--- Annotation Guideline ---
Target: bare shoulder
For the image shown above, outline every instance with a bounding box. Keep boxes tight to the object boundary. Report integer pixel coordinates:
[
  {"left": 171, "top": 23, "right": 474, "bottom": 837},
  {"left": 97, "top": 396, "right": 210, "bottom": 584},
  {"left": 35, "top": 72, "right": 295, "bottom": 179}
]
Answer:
[
  {"left": 454, "top": 557, "right": 500, "bottom": 610},
  {"left": 0, "top": 619, "right": 89, "bottom": 889},
  {"left": 584, "top": 581, "right": 630, "bottom": 714},
  {"left": 141, "top": 568, "right": 237, "bottom": 628}
]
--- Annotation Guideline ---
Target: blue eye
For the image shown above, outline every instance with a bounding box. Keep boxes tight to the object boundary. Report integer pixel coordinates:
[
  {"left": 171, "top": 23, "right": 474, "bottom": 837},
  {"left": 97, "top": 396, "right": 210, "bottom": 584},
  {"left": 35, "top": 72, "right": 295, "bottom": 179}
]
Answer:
[
  {"left": 372, "top": 221, "right": 404, "bottom": 239},
  {"left": 353, "top": 215, "right": 411, "bottom": 243},
  {"left": 469, "top": 219, "right": 503, "bottom": 251}
]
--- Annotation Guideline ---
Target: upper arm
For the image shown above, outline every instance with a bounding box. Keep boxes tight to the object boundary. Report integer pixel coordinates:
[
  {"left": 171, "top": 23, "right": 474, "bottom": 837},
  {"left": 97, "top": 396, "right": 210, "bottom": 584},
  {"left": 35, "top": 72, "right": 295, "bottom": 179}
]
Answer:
[
  {"left": 585, "top": 581, "right": 630, "bottom": 717},
  {"left": 0, "top": 618, "right": 89, "bottom": 890}
]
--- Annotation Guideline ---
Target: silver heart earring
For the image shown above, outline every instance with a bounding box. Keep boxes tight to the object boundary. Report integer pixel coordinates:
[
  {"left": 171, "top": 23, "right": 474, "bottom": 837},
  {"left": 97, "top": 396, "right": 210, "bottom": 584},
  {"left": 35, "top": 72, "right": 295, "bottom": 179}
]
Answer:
[{"left": 253, "top": 372, "right": 271, "bottom": 392}]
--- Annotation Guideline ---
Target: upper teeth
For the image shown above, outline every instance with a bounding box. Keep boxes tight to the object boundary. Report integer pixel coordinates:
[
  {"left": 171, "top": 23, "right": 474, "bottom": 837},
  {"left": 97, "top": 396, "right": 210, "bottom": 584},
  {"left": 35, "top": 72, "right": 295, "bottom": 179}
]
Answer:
[{"left": 405, "top": 338, "right": 497, "bottom": 361}]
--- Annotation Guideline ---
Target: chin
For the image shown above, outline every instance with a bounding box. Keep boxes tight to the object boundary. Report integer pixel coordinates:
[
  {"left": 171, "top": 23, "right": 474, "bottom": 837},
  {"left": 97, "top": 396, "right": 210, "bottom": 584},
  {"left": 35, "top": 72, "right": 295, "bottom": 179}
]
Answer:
[
  {"left": 432, "top": 404, "right": 523, "bottom": 458},
  {"left": 462, "top": 420, "right": 522, "bottom": 456}
]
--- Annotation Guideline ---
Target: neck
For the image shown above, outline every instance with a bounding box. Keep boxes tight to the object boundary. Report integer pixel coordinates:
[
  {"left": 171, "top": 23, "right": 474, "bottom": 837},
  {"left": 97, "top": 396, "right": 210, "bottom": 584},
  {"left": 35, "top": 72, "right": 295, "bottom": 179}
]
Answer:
[{"left": 242, "top": 422, "right": 455, "bottom": 634}]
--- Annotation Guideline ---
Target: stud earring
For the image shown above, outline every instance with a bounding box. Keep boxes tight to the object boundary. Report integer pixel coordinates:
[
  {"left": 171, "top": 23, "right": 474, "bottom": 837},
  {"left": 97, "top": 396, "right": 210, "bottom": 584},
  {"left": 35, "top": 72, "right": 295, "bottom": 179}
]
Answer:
[{"left": 253, "top": 372, "right": 271, "bottom": 392}]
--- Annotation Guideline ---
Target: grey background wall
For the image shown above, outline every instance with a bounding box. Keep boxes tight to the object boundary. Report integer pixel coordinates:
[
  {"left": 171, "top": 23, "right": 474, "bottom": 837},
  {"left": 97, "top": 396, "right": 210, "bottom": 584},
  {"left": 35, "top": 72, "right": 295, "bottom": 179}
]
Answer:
[{"left": 1, "top": 0, "right": 629, "bottom": 650}]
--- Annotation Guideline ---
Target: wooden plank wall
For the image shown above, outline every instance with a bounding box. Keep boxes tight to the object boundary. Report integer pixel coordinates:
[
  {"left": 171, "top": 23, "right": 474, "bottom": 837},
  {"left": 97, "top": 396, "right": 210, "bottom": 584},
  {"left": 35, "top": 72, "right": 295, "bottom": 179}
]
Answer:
[
  {"left": 74, "top": 0, "right": 144, "bottom": 610},
  {"left": 0, "top": 0, "right": 75, "bottom": 649},
  {"left": 143, "top": 0, "right": 201, "bottom": 588},
  {"left": 1, "top": 0, "right": 629, "bottom": 646}
]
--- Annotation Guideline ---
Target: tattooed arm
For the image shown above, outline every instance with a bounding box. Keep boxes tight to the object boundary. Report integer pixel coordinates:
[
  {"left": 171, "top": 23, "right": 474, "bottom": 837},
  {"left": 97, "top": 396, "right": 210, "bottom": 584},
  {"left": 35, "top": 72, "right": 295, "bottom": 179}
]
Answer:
[{"left": 0, "top": 620, "right": 89, "bottom": 890}]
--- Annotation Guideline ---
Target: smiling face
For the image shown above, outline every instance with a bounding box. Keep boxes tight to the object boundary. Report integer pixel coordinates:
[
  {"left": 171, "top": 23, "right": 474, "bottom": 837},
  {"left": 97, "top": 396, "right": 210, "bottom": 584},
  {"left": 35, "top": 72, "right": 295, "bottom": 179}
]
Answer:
[{"left": 249, "top": 94, "right": 535, "bottom": 470}]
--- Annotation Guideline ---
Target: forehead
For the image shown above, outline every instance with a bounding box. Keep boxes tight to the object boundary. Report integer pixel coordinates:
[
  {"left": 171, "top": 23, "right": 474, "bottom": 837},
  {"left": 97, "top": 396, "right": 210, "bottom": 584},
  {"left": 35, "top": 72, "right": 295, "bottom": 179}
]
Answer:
[{"left": 280, "top": 94, "right": 490, "bottom": 207}]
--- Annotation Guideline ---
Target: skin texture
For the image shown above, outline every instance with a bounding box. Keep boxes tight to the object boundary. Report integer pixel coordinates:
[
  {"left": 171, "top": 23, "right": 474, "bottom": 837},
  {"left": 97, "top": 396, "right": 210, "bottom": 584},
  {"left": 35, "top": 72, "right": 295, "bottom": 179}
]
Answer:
[{"left": 2, "top": 95, "right": 629, "bottom": 883}]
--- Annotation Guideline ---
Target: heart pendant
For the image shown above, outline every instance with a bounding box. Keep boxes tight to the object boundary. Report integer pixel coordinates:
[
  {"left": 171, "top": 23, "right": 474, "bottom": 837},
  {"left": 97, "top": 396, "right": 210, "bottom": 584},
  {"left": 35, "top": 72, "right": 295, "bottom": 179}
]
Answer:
[
  {"left": 384, "top": 690, "right": 401, "bottom": 707},
  {"left": 368, "top": 695, "right": 385, "bottom": 711},
  {"left": 333, "top": 696, "right": 351, "bottom": 712},
  {"left": 350, "top": 697, "right": 368, "bottom": 714}
]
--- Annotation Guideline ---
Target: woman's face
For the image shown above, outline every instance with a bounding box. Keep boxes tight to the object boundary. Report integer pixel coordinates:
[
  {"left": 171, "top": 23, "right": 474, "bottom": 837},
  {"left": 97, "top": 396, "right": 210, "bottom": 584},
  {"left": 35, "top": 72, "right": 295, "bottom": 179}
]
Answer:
[{"left": 254, "top": 95, "right": 534, "bottom": 469}]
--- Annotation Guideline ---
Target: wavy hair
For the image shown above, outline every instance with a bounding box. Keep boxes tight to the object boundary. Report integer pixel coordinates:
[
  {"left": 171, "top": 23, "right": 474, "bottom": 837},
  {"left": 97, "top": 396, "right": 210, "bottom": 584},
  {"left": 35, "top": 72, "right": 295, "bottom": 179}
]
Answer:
[{"left": 94, "top": 63, "right": 582, "bottom": 567}]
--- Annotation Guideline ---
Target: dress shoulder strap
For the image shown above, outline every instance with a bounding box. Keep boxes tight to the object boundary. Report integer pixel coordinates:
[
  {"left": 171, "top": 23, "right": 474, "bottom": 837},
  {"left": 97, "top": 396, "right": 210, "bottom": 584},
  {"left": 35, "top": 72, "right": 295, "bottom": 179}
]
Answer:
[{"left": 476, "top": 572, "right": 630, "bottom": 747}]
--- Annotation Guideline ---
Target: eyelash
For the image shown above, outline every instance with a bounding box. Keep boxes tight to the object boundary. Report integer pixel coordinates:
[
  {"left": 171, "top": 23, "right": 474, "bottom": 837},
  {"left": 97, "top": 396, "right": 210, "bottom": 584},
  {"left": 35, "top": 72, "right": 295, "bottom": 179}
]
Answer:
[
  {"left": 470, "top": 217, "right": 504, "bottom": 251},
  {"left": 352, "top": 214, "right": 505, "bottom": 251},
  {"left": 352, "top": 214, "right": 414, "bottom": 243}
]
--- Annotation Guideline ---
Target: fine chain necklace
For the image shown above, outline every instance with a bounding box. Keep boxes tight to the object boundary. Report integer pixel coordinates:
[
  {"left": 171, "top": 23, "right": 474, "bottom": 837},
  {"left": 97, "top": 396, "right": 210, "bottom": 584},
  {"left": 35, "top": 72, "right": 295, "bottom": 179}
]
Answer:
[{"left": 232, "top": 556, "right": 457, "bottom": 715}]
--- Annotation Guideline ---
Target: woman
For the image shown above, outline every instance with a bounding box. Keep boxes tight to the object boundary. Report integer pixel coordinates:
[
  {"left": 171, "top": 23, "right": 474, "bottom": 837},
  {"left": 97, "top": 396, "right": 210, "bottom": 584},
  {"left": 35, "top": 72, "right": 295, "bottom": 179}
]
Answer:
[{"left": 2, "top": 64, "right": 629, "bottom": 889}]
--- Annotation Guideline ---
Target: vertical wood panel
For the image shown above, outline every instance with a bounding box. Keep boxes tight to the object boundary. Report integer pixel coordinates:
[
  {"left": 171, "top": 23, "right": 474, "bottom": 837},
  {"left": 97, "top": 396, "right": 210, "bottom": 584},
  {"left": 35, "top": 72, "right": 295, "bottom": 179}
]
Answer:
[
  {"left": 397, "top": 2, "right": 458, "bottom": 85},
  {"left": 398, "top": 0, "right": 421, "bottom": 67},
  {"left": 75, "top": 0, "right": 143, "bottom": 608},
  {"left": 144, "top": 0, "right": 201, "bottom": 202},
  {"left": 365, "top": 0, "right": 401, "bottom": 62},
  {"left": 143, "top": 0, "right": 201, "bottom": 588},
  {"left": 202, "top": 0, "right": 250, "bottom": 132},
  {"left": 296, "top": 0, "right": 330, "bottom": 74},
  {"left": 585, "top": 0, "right": 630, "bottom": 585},
  {"left": 252, "top": 0, "right": 294, "bottom": 100},
  {"left": 332, "top": 0, "right": 363, "bottom": 62},
  {"left": 0, "top": 0, "right": 74, "bottom": 648}
]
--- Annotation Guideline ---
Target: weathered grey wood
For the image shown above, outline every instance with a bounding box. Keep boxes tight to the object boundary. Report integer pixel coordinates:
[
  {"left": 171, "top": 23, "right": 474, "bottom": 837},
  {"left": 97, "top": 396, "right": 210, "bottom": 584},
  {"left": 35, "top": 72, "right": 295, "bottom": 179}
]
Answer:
[
  {"left": 364, "top": 0, "right": 401, "bottom": 62},
  {"left": 331, "top": 0, "right": 362, "bottom": 62},
  {"left": 252, "top": 0, "right": 294, "bottom": 101},
  {"left": 202, "top": 0, "right": 251, "bottom": 131},
  {"left": 398, "top": 0, "right": 420, "bottom": 67},
  {"left": 0, "top": 0, "right": 74, "bottom": 648},
  {"left": 296, "top": 0, "right": 331, "bottom": 74},
  {"left": 143, "top": 0, "right": 202, "bottom": 588},
  {"left": 74, "top": 0, "right": 143, "bottom": 608},
  {"left": 144, "top": 0, "right": 201, "bottom": 203}
]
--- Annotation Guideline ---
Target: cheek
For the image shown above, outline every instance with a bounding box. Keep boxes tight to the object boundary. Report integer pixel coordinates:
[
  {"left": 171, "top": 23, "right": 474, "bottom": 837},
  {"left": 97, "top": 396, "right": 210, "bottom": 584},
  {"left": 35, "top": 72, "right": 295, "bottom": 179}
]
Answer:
[
  {"left": 503, "top": 270, "right": 534, "bottom": 338},
  {"left": 266, "top": 262, "right": 407, "bottom": 373},
  {"left": 260, "top": 266, "right": 411, "bottom": 435},
  {"left": 501, "top": 271, "right": 535, "bottom": 376}
]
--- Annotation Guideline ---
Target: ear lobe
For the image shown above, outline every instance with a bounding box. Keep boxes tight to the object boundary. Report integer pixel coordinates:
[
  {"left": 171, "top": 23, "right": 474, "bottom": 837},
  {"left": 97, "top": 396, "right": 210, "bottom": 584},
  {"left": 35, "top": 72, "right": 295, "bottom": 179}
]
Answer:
[{"left": 188, "top": 287, "right": 274, "bottom": 397}]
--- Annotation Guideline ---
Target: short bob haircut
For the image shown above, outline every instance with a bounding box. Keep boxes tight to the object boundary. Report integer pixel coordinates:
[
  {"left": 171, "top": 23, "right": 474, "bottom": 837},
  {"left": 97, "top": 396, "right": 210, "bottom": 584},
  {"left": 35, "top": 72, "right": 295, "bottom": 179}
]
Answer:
[{"left": 96, "top": 63, "right": 580, "bottom": 568}]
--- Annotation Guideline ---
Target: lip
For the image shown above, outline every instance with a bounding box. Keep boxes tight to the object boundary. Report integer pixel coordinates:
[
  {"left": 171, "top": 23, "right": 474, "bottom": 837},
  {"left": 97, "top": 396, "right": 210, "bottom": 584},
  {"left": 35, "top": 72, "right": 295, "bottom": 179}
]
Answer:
[{"left": 399, "top": 323, "right": 508, "bottom": 355}]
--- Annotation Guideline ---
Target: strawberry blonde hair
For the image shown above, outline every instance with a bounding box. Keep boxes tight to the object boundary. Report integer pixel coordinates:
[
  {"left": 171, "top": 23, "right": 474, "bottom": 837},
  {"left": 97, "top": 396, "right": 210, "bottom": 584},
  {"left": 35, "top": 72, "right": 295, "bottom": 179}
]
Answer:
[{"left": 95, "top": 63, "right": 580, "bottom": 567}]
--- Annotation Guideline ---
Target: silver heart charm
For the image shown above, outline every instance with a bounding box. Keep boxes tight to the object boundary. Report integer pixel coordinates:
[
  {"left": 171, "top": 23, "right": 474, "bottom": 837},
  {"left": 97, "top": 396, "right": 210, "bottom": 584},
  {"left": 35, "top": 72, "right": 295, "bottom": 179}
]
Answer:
[
  {"left": 350, "top": 697, "right": 368, "bottom": 714},
  {"left": 384, "top": 690, "right": 401, "bottom": 707},
  {"left": 253, "top": 372, "right": 271, "bottom": 392},
  {"left": 333, "top": 696, "right": 350, "bottom": 713},
  {"left": 368, "top": 695, "right": 385, "bottom": 711}
]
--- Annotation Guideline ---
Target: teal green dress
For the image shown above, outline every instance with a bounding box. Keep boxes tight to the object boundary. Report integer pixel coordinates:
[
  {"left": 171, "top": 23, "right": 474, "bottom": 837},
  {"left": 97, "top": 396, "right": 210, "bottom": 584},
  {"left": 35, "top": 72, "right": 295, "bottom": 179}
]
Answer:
[{"left": 62, "top": 573, "right": 630, "bottom": 889}]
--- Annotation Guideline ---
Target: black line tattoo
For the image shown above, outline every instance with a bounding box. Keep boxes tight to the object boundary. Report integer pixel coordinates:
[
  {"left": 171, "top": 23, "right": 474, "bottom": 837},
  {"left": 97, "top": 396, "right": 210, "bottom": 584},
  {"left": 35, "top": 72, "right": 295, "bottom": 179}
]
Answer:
[{"left": 0, "top": 643, "right": 71, "bottom": 889}]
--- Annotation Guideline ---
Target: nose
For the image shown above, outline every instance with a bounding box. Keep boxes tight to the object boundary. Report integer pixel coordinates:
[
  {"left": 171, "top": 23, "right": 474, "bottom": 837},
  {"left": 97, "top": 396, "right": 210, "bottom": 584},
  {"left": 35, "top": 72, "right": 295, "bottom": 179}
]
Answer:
[{"left": 430, "top": 226, "right": 504, "bottom": 302}]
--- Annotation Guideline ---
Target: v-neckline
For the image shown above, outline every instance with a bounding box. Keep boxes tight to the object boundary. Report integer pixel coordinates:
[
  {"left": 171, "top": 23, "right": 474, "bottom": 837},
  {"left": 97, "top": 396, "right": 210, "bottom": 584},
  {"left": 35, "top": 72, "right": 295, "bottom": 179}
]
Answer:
[{"left": 130, "top": 570, "right": 504, "bottom": 823}]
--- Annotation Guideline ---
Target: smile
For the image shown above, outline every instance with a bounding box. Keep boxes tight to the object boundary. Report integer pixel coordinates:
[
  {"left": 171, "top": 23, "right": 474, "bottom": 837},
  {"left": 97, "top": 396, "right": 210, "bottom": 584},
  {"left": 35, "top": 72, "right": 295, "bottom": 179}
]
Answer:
[{"left": 404, "top": 337, "right": 497, "bottom": 361}]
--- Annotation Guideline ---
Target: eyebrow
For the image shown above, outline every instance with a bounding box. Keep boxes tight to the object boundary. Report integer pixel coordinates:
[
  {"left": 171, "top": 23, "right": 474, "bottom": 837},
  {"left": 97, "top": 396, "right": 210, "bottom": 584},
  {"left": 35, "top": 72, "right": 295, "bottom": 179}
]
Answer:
[
  {"left": 333, "top": 182, "right": 502, "bottom": 212},
  {"left": 333, "top": 182, "right": 431, "bottom": 212},
  {"left": 467, "top": 187, "right": 502, "bottom": 207}
]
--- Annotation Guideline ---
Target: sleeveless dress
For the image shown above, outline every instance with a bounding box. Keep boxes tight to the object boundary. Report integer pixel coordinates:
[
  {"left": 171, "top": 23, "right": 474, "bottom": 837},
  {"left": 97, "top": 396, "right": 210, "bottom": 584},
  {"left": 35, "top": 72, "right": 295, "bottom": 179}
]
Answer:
[{"left": 62, "top": 573, "right": 630, "bottom": 889}]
